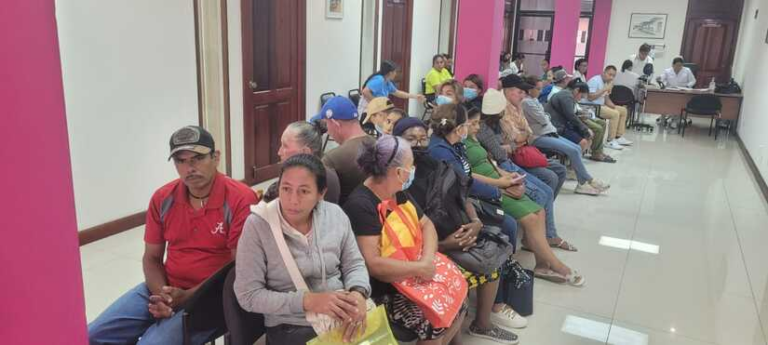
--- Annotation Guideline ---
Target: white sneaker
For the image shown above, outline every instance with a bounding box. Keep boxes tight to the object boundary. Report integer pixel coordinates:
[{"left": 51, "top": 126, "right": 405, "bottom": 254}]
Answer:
[
  {"left": 575, "top": 183, "right": 601, "bottom": 196},
  {"left": 589, "top": 179, "right": 611, "bottom": 192},
  {"left": 616, "top": 137, "right": 633, "bottom": 146},
  {"left": 606, "top": 140, "right": 624, "bottom": 150},
  {"left": 491, "top": 305, "right": 528, "bottom": 329}
]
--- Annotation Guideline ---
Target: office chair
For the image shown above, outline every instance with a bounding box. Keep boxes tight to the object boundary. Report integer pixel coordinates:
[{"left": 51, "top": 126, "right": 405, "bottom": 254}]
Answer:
[
  {"left": 319, "top": 92, "right": 336, "bottom": 108},
  {"left": 609, "top": 85, "right": 638, "bottom": 128},
  {"left": 679, "top": 94, "right": 722, "bottom": 138},
  {"left": 348, "top": 89, "right": 361, "bottom": 107}
]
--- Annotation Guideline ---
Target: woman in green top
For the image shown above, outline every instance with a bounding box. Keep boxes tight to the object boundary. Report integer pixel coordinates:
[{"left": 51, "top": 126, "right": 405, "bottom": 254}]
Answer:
[{"left": 463, "top": 107, "right": 585, "bottom": 287}]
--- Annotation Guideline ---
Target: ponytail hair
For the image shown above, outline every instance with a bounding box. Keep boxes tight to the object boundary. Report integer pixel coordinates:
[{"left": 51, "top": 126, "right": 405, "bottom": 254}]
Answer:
[{"left": 357, "top": 135, "right": 410, "bottom": 178}]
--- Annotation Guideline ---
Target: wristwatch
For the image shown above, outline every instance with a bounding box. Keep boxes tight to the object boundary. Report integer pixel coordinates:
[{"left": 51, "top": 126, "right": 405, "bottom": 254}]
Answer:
[{"left": 348, "top": 286, "right": 369, "bottom": 300}]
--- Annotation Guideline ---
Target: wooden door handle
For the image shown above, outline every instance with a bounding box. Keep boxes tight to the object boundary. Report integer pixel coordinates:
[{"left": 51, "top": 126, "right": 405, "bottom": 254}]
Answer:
[{"left": 249, "top": 80, "right": 258, "bottom": 90}]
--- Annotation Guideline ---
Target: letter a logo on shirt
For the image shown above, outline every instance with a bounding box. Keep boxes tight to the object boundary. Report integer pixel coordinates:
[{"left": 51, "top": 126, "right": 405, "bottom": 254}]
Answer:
[{"left": 211, "top": 222, "right": 225, "bottom": 235}]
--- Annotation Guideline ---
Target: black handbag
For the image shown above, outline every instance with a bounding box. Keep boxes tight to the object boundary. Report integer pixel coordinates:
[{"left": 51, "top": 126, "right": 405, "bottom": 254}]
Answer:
[
  {"left": 469, "top": 197, "right": 506, "bottom": 227},
  {"left": 498, "top": 261, "right": 534, "bottom": 316},
  {"left": 447, "top": 225, "right": 515, "bottom": 275}
]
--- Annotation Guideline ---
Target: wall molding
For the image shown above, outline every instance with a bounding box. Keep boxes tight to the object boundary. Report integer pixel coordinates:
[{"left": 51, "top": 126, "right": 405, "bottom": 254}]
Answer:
[
  {"left": 78, "top": 211, "right": 146, "bottom": 246},
  {"left": 736, "top": 134, "right": 768, "bottom": 205}
]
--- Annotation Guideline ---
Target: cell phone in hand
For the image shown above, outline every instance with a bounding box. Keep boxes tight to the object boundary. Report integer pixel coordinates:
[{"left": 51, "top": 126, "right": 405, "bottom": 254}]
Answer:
[{"left": 511, "top": 174, "right": 527, "bottom": 184}]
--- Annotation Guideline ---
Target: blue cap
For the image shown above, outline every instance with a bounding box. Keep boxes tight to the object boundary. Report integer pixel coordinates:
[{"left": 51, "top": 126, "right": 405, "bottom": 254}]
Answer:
[{"left": 310, "top": 96, "right": 359, "bottom": 122}]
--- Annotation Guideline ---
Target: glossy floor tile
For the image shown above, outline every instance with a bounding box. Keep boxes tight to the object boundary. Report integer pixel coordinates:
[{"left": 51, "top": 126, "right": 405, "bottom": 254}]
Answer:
[{"left": 80, "top": 117, "right": 768, "bottom": 344}]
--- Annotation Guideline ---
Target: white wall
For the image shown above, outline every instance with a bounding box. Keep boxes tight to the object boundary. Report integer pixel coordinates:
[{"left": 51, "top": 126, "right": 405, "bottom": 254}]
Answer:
[
  {"left": 733, "top": 0, "right": 768, "bottom": 181},
  {"left": 56, "top": 0, "right": 199, "bottom": 230},
  {"left": 306, "top": 0, "right": 363, "bottom": 118},
  {"left": 409, "top": 1, "right": 443, "bottom": 115},
  {"left": 604, "top": 0, "right": 689, "bottom": 74},
  {"left": 227, "top": 0, "right": 245, "bottom": 181}
]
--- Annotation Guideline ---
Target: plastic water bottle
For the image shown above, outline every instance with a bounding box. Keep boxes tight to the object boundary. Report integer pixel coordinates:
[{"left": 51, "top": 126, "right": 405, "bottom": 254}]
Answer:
[{"left": 709, "top": 77, "right": 716, "bottom": 93}]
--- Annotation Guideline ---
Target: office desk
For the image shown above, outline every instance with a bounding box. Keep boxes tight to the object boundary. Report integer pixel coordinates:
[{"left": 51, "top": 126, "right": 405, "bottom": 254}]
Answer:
[{"left": 643, "top": 88, "right": 743, "bottom": 121}]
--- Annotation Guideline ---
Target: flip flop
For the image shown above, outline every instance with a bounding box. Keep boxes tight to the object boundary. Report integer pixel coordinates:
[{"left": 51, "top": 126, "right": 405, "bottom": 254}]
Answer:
[
  {"left": 549, "top": 238, "right": 578, "bottom": 252},
  {"left": 534, "top": 268, "right": 586, "bottom": 287},
  {"left": 589, "top": 155, "right": 617, "bottom": 163}
]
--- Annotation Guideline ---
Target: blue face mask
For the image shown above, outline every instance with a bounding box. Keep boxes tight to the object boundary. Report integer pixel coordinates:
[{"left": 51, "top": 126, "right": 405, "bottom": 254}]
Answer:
[
  {"left": 374, "top": 124, "right": 385, "bottom": 134},
  {"left": 464, "top": 88, "right": 479, "bottom": 101},
  {"left": 436, "top": 95, "right": 453, "bottom": 105},
  {"left": 400, "top": 167, "right": 416, "bottom": 190}
]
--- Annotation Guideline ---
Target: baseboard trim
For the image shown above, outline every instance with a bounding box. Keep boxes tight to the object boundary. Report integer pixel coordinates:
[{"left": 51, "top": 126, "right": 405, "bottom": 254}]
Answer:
[
  {"left": 78, "top": 211, "right": 146, "bottom": 246},
  {"left": 735, "top": 135, "right": 768, "bottom": 205}
]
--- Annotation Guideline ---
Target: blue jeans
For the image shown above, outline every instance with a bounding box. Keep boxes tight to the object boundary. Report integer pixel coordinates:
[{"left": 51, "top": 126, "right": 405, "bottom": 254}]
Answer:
[
  {"left": 534, "top": 135, "right": 593, "bottom": 185},
  {"left": 88, "top": 283, "right": 218, "bottom": 345},
  {"left": 524, "top": 160, "right": 566, "bottom": 198},
  {"left": 498, "top": 160, "right": 559, "bottom": 239}
]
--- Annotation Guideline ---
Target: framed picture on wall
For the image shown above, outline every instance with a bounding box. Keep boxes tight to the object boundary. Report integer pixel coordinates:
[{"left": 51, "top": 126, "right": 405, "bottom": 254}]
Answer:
[
  {"left": 628, "top": 13, "right": 668, "bottom": 39},
  {"left": 326, "top": 0, "right": 343, "bottom": 19}
]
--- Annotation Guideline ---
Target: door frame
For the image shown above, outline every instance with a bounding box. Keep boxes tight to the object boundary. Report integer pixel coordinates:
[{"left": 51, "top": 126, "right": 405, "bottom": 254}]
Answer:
[{"left": 240, "top": 0, "right": 306, "bottom": 185}]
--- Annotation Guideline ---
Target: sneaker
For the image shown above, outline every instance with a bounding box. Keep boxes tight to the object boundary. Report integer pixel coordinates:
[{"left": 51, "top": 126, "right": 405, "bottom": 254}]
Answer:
[
  {"left": 468, "top": 324, "right": 520, "bottom": 344},
  {"left": 606, "top": 140, "right": 624, "bottom": 150},
  {"left": 575, "top": 183, "right": 601, "bottom": 196},
  {"left": 616, "top": 137, "right": 633, "bottom": 146},
  {"left": 589, "top": 179, "right": 611, "bottom": 192},
  {"left": 491, "top": 305, "right": 528, "bottom": 329}
]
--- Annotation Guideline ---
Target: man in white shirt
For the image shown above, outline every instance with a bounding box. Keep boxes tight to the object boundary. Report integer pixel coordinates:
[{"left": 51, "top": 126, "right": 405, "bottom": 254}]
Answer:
[
  {"left": 586, "top": 65, "right": 633, "bottom": 150},
  {"left": 660, "top": 57, "right": 697, "bottom": 88},
  {"left": 629, "top": 43, "right": 654, "bottom": 76}
]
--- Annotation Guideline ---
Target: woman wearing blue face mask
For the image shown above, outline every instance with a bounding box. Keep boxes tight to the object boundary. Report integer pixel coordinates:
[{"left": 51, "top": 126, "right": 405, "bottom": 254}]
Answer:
[
  {"left": 463, "top": 74, "right": 485, "bottom": 111},
  {"left": 436, "top": 79, "right": 465, "bottom": 106},
  {"left": 343, "top": 135, "right": 468, "bottom": 344}
]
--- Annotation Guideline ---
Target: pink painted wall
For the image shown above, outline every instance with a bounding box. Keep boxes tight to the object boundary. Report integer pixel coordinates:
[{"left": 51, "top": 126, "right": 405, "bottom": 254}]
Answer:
[
  {"left": 0, "top": 1, "right": 88, "bottom": 344},
  {"left": 587, "top": 0, "right": 613, "bottom": 79},
  {"left": 550, "top": 0, "right": 581, "bottom": 73},
  {"left": 454, "top": 0, "right": 505, "bottom": 93}
]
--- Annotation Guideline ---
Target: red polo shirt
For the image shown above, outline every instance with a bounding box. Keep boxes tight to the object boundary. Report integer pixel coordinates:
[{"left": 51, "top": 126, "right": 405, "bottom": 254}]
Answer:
[{"left": 144, "top": 173, "right": 258, "bottom": 289}]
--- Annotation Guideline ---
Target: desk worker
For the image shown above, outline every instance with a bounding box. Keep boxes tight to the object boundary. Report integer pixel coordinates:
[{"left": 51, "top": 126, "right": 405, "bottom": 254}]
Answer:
[
  {"left": 88, "top": 126, "right": 259, "bottom": 345},
  {"left": 657, "top": 57, "right": 697, "bottom": 129}
]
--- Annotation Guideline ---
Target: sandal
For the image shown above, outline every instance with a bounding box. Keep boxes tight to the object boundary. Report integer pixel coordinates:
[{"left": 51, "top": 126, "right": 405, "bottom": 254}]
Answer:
[
  {"left": 534, "top": 268, "right": 586, "bottom": 287},
  {"left": 549, "top": 238, "right": 578, "bottom": 252},
  {"left": 589, "top": 154, "right": 617, "bottom": 163}
]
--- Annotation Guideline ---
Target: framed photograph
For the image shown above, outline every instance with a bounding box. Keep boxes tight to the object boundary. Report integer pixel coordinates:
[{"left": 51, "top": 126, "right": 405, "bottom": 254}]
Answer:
[
  {"left": 326, "top": 0, "right": 343, "bottom": 19},
  {"left": 628, "top": 13, "right": 668, "bottom": 39}
]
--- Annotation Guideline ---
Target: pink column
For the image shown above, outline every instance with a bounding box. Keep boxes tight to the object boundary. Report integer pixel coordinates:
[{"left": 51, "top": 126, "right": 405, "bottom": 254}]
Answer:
[
  {"left": 454, "top": 0, "right": 505, "bottom": 92},
  {"left": 588, "top": 0, "right": 613, "bottom": 78},
  {"left": 550, "top": 0, "right": 581, "bottom": 73},
  {"left": 0, "top": 1, "right": 88, "bottom": 344}
]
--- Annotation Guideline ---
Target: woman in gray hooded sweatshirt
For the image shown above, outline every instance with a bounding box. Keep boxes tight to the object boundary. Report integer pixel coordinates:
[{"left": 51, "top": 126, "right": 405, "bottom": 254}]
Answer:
[{"left": 234, "top": 154, "right": 371, "bottom": 344}]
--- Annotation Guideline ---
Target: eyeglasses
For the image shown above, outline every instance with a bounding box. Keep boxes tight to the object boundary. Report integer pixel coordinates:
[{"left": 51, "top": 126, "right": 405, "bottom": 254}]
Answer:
[{"left": 407, "top": 138, "right": 429, "bottom": 147}]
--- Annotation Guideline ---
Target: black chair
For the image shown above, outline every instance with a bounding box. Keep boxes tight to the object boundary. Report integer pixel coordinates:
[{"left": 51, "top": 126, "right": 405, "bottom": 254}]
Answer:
[
  {"left": 679, "top": 94, "right": 722, "bottom": 138},
  {"left": 181, "top": 261, "right": 235, "bottom": 345},
  {"left": 348, "top": 89, "right": 361, "bottom": 107},
  {"left": 609, "top": 85, "right": 637, "bottom": 128},
  {"left": 421, "top": 78, "right": 436, "bottom": 121},
  {"left": 319, "top": 92, "right": 336, "bottom": 108},
  {"left": 222, "top": 268, "right": 266, "bottom": 345}
]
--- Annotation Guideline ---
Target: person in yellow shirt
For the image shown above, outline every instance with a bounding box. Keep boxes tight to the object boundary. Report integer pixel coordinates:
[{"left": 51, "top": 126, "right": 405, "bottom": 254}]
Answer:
[{"left": 425, "top": 54, "right": 453, "bottom": 102}]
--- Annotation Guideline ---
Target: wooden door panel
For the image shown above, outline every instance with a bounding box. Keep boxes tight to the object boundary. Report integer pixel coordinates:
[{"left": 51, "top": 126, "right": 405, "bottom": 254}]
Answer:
[
  {"left": 242, "top": 0, "right": 305, "bottom": 184},
  {"left": 381, "top": 0, "right": 413, "bottom": 111}
]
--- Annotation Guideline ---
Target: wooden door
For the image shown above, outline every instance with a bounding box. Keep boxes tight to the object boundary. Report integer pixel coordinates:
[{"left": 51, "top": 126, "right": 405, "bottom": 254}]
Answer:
[
  {"left": 681, "top": 19, "right": 738, "bottom": 87},
  {"left": 241, "top": 0, "right": 305, "bottom": 184},
  {"left": 681, "top": 0, "right": 743, "bottom": 88},
  {"left": 380, "top": 0, "right": 413, "bottom": 111}
]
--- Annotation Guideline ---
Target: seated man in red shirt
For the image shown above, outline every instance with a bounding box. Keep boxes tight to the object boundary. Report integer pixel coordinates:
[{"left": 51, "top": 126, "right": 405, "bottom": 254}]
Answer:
[{"left": 88, "top": 126, "right": 258, "bottom": 345}]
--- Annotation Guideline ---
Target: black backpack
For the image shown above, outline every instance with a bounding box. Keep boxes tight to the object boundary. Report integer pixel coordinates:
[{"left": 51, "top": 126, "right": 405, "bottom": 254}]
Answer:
[{"left": 421, "top": 158, "right": 471, "bottom": 235}]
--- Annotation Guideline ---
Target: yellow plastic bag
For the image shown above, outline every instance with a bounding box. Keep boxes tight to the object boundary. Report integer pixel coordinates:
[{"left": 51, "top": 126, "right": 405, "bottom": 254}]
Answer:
[{"left": 306, "top": 305, "right": 397, "bottom": 345}]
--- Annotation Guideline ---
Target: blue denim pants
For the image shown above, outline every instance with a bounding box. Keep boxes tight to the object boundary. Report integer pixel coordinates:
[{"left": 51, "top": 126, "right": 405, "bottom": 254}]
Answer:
[
  {"left": 534, "top": 135, "right": 593, "bottom": 185},
  {"left": 498, "top": 160, "right": 559, "bottom": 240},
  {"left": 88, "top": 283, "right": 218, "bottom": 345}
]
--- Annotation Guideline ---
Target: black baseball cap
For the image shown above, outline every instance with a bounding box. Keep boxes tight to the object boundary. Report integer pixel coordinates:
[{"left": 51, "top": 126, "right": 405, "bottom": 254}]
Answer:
[
  {"left": 567, "top": 79, "right": 590, "bottom": 93},
  {"left": 501, "top": 74, "right": 534, "bottom": 91},
  {"left": 168, "top": 126, "right": 215, "bottom": 160}
]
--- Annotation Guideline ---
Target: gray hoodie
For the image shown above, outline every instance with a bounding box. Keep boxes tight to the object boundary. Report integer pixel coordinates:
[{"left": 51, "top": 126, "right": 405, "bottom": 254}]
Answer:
[{"left": 234, "top": 200, "right": 371, "bottom": 327}]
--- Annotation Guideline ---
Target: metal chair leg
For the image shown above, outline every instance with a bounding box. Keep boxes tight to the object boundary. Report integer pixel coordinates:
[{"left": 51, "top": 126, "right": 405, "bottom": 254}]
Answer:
[
  {"left": 681, "top": 111, "right": 687, "bottom": 137},
  {"left": 709, "top": 115, "right": 715, "bottom": 136}
]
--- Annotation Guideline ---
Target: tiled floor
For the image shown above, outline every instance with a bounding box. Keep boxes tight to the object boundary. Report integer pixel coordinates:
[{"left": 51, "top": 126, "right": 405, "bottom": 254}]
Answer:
[{"left": 80, "top": 117, "right": 768, "bottom": 344}]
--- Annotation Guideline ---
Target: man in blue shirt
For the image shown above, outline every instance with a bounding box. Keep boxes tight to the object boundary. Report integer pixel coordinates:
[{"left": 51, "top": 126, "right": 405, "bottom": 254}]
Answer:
[{"left": 585, "top": 65, "right": 633, "bottom": 151}]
